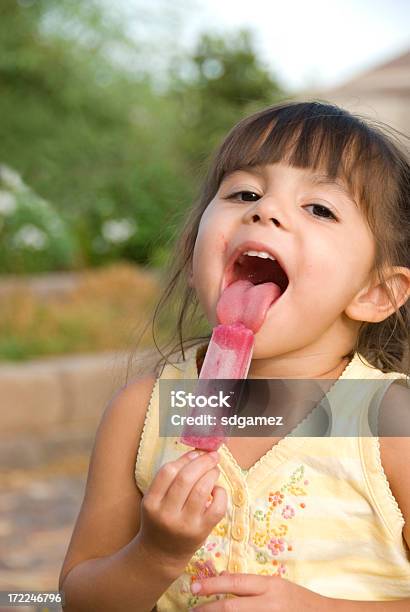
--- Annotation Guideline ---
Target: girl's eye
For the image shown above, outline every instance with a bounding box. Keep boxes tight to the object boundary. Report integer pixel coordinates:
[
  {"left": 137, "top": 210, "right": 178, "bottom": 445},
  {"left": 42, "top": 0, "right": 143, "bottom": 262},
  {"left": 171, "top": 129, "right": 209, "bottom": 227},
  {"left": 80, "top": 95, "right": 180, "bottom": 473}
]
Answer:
[
  {"left": 226, "top": 190, "right": 260, "bottom": 202},
  {"left": 304, "top": 204, "right": 338, "bottom": 221},
  {"left": 226, "top": 192, "right": 338, "bottom": 221}
]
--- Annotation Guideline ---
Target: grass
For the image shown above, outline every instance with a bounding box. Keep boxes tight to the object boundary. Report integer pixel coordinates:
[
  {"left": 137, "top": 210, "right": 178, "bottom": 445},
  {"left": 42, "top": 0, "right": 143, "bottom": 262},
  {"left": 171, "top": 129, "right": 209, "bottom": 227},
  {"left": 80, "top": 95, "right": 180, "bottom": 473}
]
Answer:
[{"left": 0, "top": 262, "right": 163, "bottom": 362}]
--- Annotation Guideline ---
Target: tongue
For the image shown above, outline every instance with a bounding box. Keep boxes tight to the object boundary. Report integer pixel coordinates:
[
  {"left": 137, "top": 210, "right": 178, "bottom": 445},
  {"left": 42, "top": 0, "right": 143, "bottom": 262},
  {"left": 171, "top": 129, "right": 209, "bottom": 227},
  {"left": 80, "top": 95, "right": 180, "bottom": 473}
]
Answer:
[{"left": 216, "top": 279, "right": 282, "bottom": 333}]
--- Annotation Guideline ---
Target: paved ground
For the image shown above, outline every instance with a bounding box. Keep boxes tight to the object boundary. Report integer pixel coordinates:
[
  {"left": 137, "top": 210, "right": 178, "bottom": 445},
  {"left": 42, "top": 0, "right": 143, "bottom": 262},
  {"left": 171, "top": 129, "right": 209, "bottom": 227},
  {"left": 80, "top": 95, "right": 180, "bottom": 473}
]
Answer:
[{"left": 0, "top": 457, "right": 88, "bottom": 612}]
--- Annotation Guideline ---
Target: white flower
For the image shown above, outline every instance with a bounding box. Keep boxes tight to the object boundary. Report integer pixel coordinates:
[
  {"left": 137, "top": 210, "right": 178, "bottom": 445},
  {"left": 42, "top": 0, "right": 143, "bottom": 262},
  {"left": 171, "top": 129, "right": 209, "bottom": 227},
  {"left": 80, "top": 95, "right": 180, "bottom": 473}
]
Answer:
[
  {"left": 12, "top": 224, "right": 48, "bottom": 250},
  {"left": 0, "top": 191, "right": 17, "bottom": 215},
  {"left": 101, "top": 218, "right": 137, "bottom": 244},
  {"left": 0, "top": 165, "right": 25, "bottom": 191}
]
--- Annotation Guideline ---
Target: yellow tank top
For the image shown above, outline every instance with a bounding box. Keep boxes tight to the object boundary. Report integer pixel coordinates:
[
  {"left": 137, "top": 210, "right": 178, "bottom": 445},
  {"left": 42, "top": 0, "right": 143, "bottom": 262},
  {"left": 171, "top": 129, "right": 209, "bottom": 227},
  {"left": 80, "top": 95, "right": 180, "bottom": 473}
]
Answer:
[{"left": 135, "top": 347, "right": 410, "bottom": 609}]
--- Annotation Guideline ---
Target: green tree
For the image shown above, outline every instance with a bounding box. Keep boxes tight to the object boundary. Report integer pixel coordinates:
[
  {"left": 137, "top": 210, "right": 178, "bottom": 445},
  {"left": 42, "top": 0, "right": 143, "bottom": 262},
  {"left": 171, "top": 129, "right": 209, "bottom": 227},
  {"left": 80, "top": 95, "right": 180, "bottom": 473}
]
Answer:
[
  {"left": 0, "top": 3, "right": 287, "bottom": 271},
  {"left": 0, "top": 0, "right": 194, "bottom": 268},
  {"left": 167, "top": 29, "right": 286, "bottom": 172}
]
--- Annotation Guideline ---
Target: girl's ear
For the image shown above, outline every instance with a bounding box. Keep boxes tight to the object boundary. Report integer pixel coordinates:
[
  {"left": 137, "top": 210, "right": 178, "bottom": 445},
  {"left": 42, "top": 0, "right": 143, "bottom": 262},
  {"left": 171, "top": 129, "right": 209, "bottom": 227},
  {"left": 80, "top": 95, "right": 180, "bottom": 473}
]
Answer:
[{"left": 345, "top": 266, "right": 410, "bottom": 323}]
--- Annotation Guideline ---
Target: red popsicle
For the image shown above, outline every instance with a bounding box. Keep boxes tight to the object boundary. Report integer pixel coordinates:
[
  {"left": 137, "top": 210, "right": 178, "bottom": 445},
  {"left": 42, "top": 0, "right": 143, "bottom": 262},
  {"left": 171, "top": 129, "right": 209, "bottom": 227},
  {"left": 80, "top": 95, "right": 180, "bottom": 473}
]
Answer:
[{"left": 180, "top": 279, "right": 282, "bottom": 451}]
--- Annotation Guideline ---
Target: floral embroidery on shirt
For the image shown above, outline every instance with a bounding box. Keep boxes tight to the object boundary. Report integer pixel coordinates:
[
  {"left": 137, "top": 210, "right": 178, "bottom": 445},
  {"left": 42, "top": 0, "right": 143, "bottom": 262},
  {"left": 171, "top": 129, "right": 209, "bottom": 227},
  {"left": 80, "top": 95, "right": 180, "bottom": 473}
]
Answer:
[
  {"left": 268, "top": 536, "right": 286, "bottom": 555},
  {"left": 256, "top": 551, "right": 269, "bottom": 564},
  {"left": 269, "top": 491, "right": 284, "bottom": 506},
  {"left": 183, "top": 557, "right": 226, "bottom": 607},
  {"left": 253, "top": 530, "right": 269, "bottom": 547},
  {"left": 181, "top": 518, "right": 229, "bottom": 607},
  {"left": 281, "top": 504, "right": 295, "bottom": 519},
  {"left": 254, "top": 509, "right": 265, "bottom": 522},
  {"left": 189, "top": 558, "right": 218, "bottom": 581},
  {"left": 252, "top": 464, "right": 309, "bottom": 577}
]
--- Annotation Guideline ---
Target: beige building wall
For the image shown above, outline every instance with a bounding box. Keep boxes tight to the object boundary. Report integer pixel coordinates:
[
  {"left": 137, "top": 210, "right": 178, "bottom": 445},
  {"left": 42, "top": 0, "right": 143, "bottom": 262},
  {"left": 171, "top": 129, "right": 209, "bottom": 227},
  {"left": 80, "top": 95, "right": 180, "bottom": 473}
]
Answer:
[{"left": 295, "top": 49, "right": 410, "bottom": 139}]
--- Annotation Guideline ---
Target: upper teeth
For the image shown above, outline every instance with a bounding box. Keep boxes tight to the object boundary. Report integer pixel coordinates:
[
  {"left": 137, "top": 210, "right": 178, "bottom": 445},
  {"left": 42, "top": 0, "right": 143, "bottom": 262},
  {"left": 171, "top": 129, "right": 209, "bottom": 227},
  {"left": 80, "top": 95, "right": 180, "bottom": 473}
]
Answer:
[{"left": 243, "top": 250, "right": 276, "bottom": 261}]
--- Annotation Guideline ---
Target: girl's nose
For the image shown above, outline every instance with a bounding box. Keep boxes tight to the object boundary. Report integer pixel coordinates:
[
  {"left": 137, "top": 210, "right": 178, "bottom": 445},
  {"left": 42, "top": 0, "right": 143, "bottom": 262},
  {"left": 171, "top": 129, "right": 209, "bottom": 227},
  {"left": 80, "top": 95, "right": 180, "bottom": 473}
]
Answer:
[
  {"left": 242, "top": 196, "right": 286, "bottom": 229},
  {"left": 250, "top": 211, "right": 280, "bottom": 227}
]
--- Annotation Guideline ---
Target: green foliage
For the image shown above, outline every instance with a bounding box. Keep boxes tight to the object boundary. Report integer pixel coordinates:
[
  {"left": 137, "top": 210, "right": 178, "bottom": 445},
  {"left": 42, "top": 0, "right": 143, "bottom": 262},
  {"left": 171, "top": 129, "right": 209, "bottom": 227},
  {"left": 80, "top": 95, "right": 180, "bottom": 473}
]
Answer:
[
  {"left": 167, "top": 29, "right": 285, "bottom": 171},
  {"left": 0, "top": 0, "right": 185, "bottom": 268},
  {"left": 0, "top": 2, "right": 287, "bottom": 272},
  {"left": 0, "top": 165, "right": 77, "bottom": 273}
]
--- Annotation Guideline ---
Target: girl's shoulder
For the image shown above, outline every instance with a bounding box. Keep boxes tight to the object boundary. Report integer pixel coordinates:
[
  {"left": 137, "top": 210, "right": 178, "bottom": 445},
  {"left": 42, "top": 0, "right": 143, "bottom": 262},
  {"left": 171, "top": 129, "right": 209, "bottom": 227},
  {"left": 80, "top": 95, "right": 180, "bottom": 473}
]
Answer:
[
  {"left": 94, "top": 373, "right": 158, "bottom": 456},
  {"left": 378, "top": 380, "right": 410, "bottom": 551},
  {"left": 329, "top": 353, "right": 410, "bottom": 546},
  {"left": 349, "top": 352, "right": 409, "bottom": 381},
  {"left": 106, "top": 373, "right": 158, "bottom": 435}
]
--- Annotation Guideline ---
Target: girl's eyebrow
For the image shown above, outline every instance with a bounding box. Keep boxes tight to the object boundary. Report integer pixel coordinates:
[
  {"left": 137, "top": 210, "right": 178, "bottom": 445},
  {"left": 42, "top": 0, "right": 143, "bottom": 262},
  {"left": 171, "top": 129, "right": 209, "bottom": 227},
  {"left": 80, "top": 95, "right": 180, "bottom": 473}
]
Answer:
[
  {"left": 223, "top": 165, "right": 265, "bottom": 181},
  {"left": 306, "top": 174, "right": 356, "bottom": 206}
]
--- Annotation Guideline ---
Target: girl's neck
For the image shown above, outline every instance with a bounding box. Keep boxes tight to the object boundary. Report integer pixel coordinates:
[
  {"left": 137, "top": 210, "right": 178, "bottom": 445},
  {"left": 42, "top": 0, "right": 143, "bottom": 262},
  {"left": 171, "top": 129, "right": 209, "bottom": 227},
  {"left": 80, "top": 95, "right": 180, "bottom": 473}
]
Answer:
[
  {"left": 248, "top": 354, "right": 352, "bottom": 380},
  {"left": 196, "top": 343, "right": 353, "bottom": 381}
]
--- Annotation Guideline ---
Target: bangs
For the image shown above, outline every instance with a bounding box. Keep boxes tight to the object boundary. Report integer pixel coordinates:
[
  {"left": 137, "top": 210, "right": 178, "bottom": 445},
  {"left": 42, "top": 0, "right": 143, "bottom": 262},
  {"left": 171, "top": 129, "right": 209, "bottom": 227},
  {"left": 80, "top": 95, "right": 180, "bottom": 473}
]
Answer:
[{"left": 214, "top": 102, "right": 400, "bottom": 227}]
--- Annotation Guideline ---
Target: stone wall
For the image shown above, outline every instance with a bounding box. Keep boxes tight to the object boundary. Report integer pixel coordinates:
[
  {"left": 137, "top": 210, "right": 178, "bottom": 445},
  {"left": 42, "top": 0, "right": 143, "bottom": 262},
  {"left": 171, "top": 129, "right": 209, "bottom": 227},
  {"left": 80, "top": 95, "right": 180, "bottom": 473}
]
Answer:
[{"left": 0, "top": 351, "right": 134, "bottom": 469}]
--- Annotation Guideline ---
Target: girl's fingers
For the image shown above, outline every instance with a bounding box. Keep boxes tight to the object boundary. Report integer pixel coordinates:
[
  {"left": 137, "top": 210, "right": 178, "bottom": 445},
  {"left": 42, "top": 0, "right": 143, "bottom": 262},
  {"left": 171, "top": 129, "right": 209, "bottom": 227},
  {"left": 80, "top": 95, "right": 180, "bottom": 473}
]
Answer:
[
  {"left": 147, "top": 449, "right": 207, "bottom": 500},
  {"left": 163, "top": 452, "right": 220, "bottom": 512},
  {"left": 203, "top": 485, "right": 227, "bottom": 525},
  {"left": 191, "top": 573, "right": 267, "bottom": 597},
  {"left": 183, "top": 466, "right": 220, "bottom": 515},
  {"left": 190, "top": 598, "right": 253, "bottom": 611}
]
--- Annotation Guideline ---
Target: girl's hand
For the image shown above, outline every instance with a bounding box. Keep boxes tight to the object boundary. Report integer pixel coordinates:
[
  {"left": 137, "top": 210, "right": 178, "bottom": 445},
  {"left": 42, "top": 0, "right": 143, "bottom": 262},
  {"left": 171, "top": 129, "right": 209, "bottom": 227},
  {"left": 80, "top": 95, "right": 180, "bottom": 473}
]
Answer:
[
  {"left": 189, "top": 571, "right": 324, "bottom": 611},
  {"left": 137, "top": 449, "right": 227, "bottom": 573}
]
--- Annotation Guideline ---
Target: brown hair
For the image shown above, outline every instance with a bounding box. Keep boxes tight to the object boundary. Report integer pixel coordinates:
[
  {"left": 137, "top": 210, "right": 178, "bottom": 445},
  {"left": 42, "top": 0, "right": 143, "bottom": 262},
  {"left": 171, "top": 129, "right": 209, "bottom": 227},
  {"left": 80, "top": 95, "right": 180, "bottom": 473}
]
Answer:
[{"left": 126, "top": 100, "right": 410, "bottom": 381}]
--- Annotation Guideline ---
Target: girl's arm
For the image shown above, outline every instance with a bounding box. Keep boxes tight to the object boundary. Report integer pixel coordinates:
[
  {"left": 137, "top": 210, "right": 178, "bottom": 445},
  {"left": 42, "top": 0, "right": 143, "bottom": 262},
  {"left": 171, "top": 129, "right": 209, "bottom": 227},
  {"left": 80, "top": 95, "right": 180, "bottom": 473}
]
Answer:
[
  {"left": 59, "top": 375, "right": 226, "bottom": 612},
  {"left": 323, "top": 381, "right": 410, "bottom": 610},
  {"left": 379, "top": 381, "right": 410, "bottom": 555},
  {"left": 59, "top": 376, "right": 180, "bottom": 612}
]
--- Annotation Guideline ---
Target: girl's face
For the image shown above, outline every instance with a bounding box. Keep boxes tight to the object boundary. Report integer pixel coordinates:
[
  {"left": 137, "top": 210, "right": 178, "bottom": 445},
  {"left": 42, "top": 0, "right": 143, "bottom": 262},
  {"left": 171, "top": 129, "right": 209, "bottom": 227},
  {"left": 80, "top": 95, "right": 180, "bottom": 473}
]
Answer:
[{"left": 192, "top": 162, "right": 376, "bottom": 363}]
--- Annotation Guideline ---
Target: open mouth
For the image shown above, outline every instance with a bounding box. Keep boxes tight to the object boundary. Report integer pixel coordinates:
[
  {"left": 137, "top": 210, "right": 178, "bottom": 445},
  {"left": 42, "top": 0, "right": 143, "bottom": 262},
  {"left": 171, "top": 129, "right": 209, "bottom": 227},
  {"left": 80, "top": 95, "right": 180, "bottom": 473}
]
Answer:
[{"left": 232, "top": 253, "right": 289, "bottom": 294}]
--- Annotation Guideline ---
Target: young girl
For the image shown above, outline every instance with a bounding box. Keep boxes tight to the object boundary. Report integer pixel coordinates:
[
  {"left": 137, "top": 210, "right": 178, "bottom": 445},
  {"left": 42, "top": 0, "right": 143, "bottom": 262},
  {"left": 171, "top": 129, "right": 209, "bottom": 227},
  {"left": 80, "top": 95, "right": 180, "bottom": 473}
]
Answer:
[{"left": 59, "top": 101, "right": 410, "bottom": 611}]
